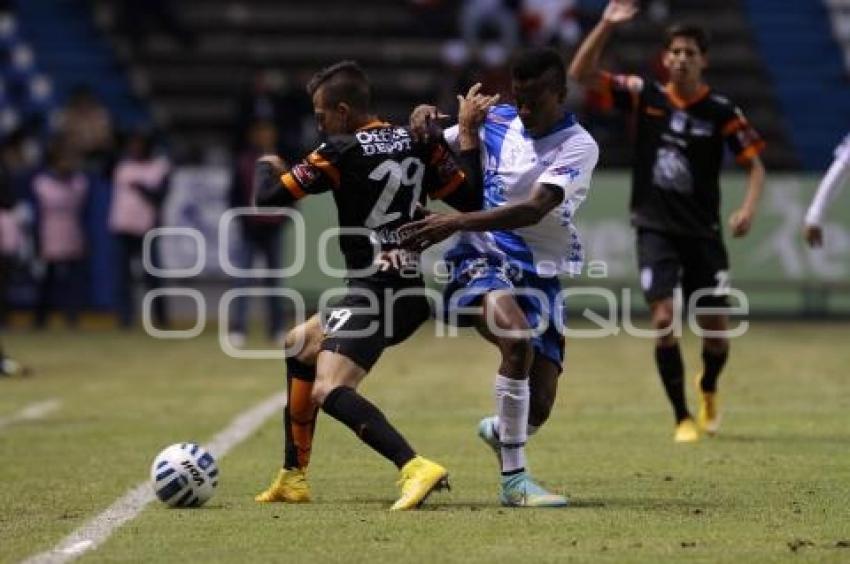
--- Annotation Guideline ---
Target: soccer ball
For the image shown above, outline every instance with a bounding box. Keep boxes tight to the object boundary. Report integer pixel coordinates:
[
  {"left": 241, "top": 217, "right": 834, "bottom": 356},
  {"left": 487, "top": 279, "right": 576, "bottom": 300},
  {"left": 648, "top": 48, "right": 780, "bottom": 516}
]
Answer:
[{"left": 150, "top": 443, "right": 219, "bottom": 507}]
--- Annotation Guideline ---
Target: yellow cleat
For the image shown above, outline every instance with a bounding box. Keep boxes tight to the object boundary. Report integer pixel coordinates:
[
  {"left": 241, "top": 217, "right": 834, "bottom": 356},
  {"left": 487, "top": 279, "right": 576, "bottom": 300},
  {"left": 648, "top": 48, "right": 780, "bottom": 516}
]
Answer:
[
  {"left": 390, "top": 456, "right": 450, "bottom": 511},
  {"left": 674, "top": 418, "right": 700, "bottom": 443},
  {"left": 255, "top": 468, "right": 311, "bottom": 503},
  {"left": 695, "top": 373, "right": 721, "bottom": 435}
]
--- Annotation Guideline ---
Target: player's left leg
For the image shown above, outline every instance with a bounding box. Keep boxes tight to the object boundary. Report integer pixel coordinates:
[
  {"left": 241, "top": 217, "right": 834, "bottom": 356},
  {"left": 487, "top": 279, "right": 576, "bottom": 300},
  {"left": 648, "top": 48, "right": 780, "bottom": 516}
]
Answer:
[
  {"left": 529, "top": 353, "right": 561, "bottom": 429},
  {"left": 695, "top": 313, "right": 729, "bottom": 435},
  {"left": 682, "top": 236, "right": 731, "bottom": 436}
]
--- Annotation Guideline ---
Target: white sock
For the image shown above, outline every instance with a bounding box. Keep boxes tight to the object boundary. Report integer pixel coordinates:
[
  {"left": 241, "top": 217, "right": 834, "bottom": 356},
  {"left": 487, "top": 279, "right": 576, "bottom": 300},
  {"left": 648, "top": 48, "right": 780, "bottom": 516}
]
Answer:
[
  {"left": 489, "top": 417, "right": 539, "bottom": 437},
  {"left": 494, "top": 375, "right": 529, "bottom": 474}
]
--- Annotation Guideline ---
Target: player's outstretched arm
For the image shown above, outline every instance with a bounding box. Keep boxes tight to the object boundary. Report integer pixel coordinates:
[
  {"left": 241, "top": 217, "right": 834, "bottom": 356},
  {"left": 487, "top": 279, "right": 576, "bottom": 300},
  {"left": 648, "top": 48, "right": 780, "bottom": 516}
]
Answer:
[
  {"left": 803, "top": 145, "right": 850, "bottom": 247},
  {"left": 568, "top": 0, "right": 638, "bottom": 87},
  {"left": 253, "top": 155, "right": 295, "bottom": 207},
  {"left": 729, "top": 155, "right": 765, "bottom": 238},
  {"left": 401, "top": 183, "right": 564, "bottom": 250}
]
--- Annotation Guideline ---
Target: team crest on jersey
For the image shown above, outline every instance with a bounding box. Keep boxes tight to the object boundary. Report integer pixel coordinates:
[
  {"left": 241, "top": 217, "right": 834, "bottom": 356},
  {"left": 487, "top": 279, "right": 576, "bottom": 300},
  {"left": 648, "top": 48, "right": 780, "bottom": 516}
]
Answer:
[
  {"left": 291, "top": 163, "right": 320, "bottom": 188},
  {"left": 670, "top": 111, "right": 688, "bottom": 134}
]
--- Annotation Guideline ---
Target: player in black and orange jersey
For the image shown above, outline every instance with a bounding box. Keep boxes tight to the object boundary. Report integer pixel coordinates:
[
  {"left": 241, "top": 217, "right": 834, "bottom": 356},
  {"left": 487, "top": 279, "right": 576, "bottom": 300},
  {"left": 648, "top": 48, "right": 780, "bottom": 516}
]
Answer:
[
  {"left": 570, "top": 0, "right": 766, "bottom": 442},
  {"left": 253, "top": 61, "right": 495, "bottom": 510}
]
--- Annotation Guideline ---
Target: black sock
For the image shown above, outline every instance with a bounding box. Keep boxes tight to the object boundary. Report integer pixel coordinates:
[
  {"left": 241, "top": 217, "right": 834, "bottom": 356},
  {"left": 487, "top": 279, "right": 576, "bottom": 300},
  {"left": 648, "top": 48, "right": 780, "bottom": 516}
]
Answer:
[
  {"left": 321, "top": 386, "right": 416, "bottom": 469},
  {"left": 283, "top": 358, "right": 317, "bottom": 470},
  {"left": 655, "top": 344, "right": 690, "bottom": 422},
  {"left": 700, "top": 347, "right": 728, "bottom": 393}
]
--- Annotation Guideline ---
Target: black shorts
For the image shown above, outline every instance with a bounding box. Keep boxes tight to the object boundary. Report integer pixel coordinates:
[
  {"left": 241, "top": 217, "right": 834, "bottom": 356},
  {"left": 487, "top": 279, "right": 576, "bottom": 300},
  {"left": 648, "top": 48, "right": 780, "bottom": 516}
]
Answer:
[
  {"left": 319, "top": 278, "right": 432, "bottom": 371},
  {"left": 636, "top": 228, "right": 730, "bottom": 308}
]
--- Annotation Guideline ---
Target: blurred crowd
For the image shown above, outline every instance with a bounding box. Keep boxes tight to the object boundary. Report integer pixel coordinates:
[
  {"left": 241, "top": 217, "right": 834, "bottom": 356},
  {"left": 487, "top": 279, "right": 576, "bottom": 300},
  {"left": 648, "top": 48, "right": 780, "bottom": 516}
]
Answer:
[
  {"left": 0, "top": 42, "right": 310, "bottom": 342},
  {"left": 421, "top": 0, "right": 670, "bottom": 118},
  {"left": 0, "top": 0, "right": 676, "bottom": 343}
]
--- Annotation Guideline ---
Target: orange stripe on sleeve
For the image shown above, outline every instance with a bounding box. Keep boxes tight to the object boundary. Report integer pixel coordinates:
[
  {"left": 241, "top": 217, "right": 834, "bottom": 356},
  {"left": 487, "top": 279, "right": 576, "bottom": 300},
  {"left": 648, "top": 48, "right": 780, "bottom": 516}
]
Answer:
[
  {"left": 597, "top": 72, "right": 615, "bottom": 110},
  {"left": 281, "top": 173, "right": 307, "bottom": 199},
  {"left": 431, "top": 171, "right": 465, "bottom": 200},
  {"left": 735, "top": 140, "right": 766, "bottom": 165},
  {"left": 722, "top": 117, "right": 747, "bottom": 137},
  {"left": 598, "top": 71, "right": 614, "bottom": 93},
  {"left": 306, "top": 153, "right": 340, "bottom": 188}
]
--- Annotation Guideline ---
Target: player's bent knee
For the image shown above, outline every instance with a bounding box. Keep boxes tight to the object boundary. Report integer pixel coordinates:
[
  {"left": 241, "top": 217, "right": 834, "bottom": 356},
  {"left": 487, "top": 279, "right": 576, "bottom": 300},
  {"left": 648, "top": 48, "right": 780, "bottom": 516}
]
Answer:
[
  {"left": 498, "top": 335, "right": 533, "bottom": 365},
  {"left": 286, "top": 325, "right": 323, "bottom": 364},
  {"left": 652, "top": 312, "right": 674, "bottom": 332},
  {"left": 310, "top": 382, "right": 334, "bottom": 406},
  {"left": 704, "top": 337, "right": 729, "bottom": 354}
]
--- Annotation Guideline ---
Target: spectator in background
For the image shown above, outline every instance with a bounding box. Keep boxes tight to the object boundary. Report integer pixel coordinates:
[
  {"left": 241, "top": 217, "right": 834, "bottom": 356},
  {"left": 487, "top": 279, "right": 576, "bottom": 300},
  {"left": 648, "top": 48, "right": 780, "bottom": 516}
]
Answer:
[
  {"left": 57, "top": 86, "right": 114, "bottom": 172},
  {"left": 31, "top": 139, "right": 88, "bottom": 329},
  {"left": 520, "top": 0, "right": 581, "bottom": 48},
  {"left": 235, "top": 70, "right": 314, "bottom": 160},
  {"left": 0, "top": 131, "right": 27, "bottom": 376},
  {"left": 0, "top": 130, "right": 26, "bottom": 317},
  {"left": 235, "top": 71, "right": 285, "bottom": 145},
  {"left": 108, "top": 130, "right": 171, "bottom": 328},
  {"left": 111, "top": 0, "right": 194, "bottom": 50},
  {"left": 459, "top": 0, "right": 520, "bottom": 54},
  {"left": 228, "top": 120, "right": 287, "bottom": 348}
]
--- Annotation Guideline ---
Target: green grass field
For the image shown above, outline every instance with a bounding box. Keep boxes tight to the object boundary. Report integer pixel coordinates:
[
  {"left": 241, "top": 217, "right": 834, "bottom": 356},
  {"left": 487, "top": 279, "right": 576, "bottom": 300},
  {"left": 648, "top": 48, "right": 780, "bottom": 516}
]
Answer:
[{"left": 1, "top": 322, "right": 849, "bottom": 563}]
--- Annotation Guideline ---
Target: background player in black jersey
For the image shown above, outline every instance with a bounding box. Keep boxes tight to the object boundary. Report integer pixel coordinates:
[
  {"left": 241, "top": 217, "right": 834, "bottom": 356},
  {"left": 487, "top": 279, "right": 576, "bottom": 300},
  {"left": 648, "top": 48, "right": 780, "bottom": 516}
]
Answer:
[
  {"left": 569, "top": 0, "right": 766, "bottom": 442},
  {"left": 252, "top": 61, "right": 493, "bottom": 510}
]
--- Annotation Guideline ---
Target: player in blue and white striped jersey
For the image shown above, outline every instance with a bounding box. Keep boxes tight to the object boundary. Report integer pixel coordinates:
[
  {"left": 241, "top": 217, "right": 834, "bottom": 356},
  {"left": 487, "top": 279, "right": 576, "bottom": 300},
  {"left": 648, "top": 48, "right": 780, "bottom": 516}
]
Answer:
[{"left": 404, "top": 48, "right": 599, "bottom": 507}]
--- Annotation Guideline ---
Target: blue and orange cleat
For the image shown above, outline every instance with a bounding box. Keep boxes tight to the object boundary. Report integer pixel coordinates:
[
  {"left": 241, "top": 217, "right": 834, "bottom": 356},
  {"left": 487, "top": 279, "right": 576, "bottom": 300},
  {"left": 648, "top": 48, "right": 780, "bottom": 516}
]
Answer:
[{"left": 500, "top": 471, "right": 568, "bottom": 508}]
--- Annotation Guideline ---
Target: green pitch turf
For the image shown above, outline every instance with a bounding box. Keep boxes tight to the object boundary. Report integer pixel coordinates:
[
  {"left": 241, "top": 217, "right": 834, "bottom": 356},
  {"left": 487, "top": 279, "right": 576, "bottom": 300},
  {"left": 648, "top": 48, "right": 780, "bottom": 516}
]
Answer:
[{"left": 1, "top": 322, "right": 848, "bottom": 563}]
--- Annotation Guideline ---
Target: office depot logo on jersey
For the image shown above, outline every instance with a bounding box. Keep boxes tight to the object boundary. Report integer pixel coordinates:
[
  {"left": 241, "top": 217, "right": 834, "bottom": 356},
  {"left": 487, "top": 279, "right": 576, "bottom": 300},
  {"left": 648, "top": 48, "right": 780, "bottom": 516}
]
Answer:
[{"left": 356, "top": 127, "right": 413, "bottom": 156}]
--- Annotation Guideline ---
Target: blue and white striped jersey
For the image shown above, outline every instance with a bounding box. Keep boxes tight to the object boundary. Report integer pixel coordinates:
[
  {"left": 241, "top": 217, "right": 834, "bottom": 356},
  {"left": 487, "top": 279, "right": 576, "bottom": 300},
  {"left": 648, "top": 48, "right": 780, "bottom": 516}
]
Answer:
[{"left": 444, "top": 104, "right": 599, "bottom": 276}]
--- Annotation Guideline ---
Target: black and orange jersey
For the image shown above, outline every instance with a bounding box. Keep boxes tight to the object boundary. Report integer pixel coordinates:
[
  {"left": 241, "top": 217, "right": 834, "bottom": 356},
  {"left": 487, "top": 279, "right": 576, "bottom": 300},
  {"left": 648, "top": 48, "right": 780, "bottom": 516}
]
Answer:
[
  {"left": 277, "top": 121, "right": 467, "bottom": 274},
  {"left": 599, "top": 72, "right": 765, "bottom": 239}
]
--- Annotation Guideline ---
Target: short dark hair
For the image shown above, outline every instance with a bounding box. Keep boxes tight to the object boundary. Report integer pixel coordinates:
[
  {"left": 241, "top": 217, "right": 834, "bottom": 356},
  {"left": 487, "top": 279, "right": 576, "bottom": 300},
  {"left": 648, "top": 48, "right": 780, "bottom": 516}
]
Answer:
[
  {"left": 665, "top": 23, "right": 710, "bottom": 54},
  {"left": 511, "top": 48, "right": 567, "bottom": 96},
  {"left": 306, "top": 60, "right": 371, "bottom": 111}
]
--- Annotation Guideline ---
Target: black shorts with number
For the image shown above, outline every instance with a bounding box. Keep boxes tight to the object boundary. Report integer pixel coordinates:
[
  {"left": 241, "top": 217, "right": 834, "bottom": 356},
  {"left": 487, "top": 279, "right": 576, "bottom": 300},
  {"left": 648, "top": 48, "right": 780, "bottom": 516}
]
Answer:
[
  {"left": 636, "top": 228, "right": 730, "bottom": 308},
  {"left": 319, "top": 276, "right": 432, "bottom": 372}
]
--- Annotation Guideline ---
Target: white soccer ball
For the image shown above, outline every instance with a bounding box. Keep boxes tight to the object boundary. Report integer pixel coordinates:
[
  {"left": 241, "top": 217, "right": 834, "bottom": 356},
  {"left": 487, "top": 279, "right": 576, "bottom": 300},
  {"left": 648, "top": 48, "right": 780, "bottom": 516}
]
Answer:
[{"left": 151, "top": 443, "right": 219, "bottom": 507}]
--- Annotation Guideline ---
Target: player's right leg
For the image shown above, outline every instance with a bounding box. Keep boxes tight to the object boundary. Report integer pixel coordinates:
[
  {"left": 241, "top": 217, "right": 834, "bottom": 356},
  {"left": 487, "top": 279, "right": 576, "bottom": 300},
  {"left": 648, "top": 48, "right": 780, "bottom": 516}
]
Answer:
[
  {"left": 255, "top": 315, "right": 324, "bottom": 503},
  {"left": 476, "top": 290, "right": 567, "bottom": 507}
]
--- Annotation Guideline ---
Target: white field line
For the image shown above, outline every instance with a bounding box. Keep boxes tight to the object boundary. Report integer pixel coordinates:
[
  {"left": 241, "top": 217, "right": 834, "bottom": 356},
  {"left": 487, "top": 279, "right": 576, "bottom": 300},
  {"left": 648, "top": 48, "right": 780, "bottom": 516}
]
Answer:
[
  {"left": 0, "top": 399, "right": 61, "bottom": 430},
  {"left": 21, "top": 392, "right": 285, "bottom": 564}
]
